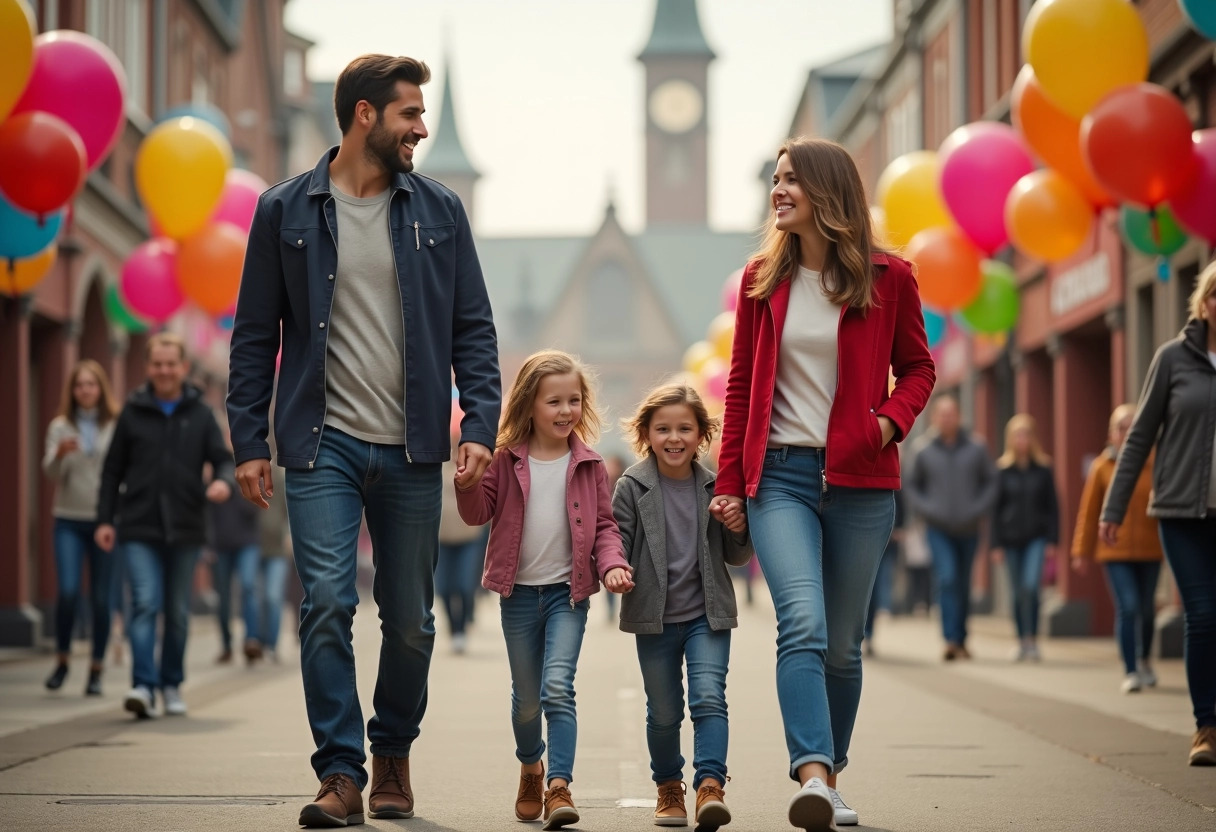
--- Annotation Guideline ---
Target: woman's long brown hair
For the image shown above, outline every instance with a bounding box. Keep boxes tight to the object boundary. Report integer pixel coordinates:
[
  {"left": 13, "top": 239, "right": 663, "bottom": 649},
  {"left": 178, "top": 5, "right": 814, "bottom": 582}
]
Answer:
[{"left": 56, "top": 359, "right": 119, "bottom": 426}]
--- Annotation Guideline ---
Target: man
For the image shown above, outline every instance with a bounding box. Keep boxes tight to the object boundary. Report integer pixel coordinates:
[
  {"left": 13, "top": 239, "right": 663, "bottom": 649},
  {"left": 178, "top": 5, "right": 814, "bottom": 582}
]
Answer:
[
  {"left": 905, "top": 396, "right": 998, "bottom": 660},
  {"left": 227, "top": 54, "right": 500, "bottom": 828},
  {"left": 96, "top": 332, "right": 234, "bottom": 718}
]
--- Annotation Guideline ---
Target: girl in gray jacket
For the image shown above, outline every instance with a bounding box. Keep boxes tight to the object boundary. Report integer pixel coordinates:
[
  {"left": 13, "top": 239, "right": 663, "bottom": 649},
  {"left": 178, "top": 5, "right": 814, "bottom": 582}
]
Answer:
[{"left": 613, "top": 383, "right": 753, "bottom": 831}]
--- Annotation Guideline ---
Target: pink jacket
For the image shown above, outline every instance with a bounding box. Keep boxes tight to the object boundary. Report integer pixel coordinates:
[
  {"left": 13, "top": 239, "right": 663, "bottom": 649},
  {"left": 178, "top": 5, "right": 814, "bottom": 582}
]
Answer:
[{"left": 455, "top": 434, "right": 629, "bottom": 602}]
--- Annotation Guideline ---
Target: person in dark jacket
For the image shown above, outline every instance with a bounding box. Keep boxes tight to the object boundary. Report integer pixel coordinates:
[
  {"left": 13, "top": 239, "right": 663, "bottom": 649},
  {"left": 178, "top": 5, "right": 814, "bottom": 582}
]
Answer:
[
  {"left": 207, "top": 485, "right": 264, "bottom": 665},
  {"left": 990, "top": 414, "right": 1059, "bottom": 662},
  {"left": 1101, "top": 262, "right": 1216, "bottom": 767},
  {"left": 96, "top": 333, "right": 234, "bottom": 720}
]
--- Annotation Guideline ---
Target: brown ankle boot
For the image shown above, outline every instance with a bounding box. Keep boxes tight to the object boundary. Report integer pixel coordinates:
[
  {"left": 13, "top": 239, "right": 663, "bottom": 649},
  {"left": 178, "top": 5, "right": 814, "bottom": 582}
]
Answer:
[
  {"left": 299, "top": 773, "right": 364, "bottom": 827},
  {"left": 515, "top": 762, "right": 545, "bottom": 821},
  {"left": 368, "top": 755, "right": 413, "bottom": 819},
  {"left": 542, "top": 784, "right": 579, "bottom": 830},
  {"left": 654, "top": 780, "right": 687, "bottom": 826},
  {"left": 695, "top": 779, "right": 731, "bottom": 830}
]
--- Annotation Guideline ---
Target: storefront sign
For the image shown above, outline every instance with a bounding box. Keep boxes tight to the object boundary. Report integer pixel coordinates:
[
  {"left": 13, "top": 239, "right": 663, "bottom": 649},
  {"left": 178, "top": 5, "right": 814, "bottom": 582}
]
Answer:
[{"left": 1050, "top": 252, "right": 1111, "bottom": 319}]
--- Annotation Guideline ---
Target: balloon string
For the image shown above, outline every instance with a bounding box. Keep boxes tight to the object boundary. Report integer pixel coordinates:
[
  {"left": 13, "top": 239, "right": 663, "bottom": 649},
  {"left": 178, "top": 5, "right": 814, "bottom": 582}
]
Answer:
[{"left": 1148, "top": 206, "right": 1163, "bottom": 251}]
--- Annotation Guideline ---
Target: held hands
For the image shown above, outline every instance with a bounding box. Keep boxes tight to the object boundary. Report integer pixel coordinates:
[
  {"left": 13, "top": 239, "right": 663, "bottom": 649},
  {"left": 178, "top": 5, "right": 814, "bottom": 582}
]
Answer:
[
  {"left": 604, "top": 567, "right": 635, "bottom": 594},
  {"left": 454, "top": 442, "right": 493, "bottom": 491},
  {"left": 206, "top": 479, "right": 232, "bottom": 503},
  {"left": 94, "top": 524, "right": 116, "bottom": 553},
  {"left": 710, "top": 496, "right": 747, "bottom": 534},
  {"left": 236, "top": 459, "right": 273, "bottom": 509}
]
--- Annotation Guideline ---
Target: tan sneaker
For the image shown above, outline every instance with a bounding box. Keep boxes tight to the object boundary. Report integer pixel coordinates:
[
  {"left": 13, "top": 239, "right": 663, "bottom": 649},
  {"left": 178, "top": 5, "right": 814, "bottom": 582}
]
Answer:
[
  {"left": 515, "top": 762, "right": 545, "bottom": 821},
  {"left": 542, "top": 784, "right": 579, "bottom": 830},
  {"left": 654, "top": 780, "right": 687, "bottom": 826},
  {"left": 695, "top": 780, "right": 731, "bottom": 831},
  {"left": 299, "top": 773, "right": 364, "bottom": 827},
  {"left": 368, "top": 755, "right": 413, "bottom": 819},
  {"left": 1190, "top": 726, "right": 1216, "bottom": 766}
]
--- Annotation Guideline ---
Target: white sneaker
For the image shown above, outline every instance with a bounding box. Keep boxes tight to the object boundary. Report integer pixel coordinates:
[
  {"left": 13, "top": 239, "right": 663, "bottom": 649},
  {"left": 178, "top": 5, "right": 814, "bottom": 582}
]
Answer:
[
  {"left": 1011, "top": 645, "right": 1028, "bottom": 662},
  {"left": 829, "top": 787, "right": 858, "bottom": 826},
  {"left": 788, "top": 778, "right": 836, "bottom": 831},
  {"left": 452, "top": 633, "right": 468, "bottom": 655},
  {"left": 162, "top": 685, "right": 188, "bottom": 716},
  {"left": 1121, "top": 672, "right": 1142, "bottom": 694},
  {"left": 123, "top": 686, "right": 158, "bottom": 719},
  {"left": 1025, "top": 643, "right": 1042, "bottom": 662},
  {"left": 1137, "top": 661, "right": 1157, "bottom": 687}
]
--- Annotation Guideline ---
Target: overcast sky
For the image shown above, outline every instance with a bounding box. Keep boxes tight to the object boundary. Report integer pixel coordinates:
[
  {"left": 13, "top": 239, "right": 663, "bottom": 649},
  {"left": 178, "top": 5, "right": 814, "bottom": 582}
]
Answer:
[{"left": 285, "top": 0, "right": 893, "bottom": 237}]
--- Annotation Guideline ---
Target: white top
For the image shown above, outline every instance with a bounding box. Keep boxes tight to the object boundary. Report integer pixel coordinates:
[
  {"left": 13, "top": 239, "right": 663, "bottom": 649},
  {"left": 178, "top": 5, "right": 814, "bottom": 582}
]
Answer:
[
  {"left": 768, "top": 267, "right": 841, "bottom": 448},
  {"left": 1209, "top": 352, "right": 1216, "bottom": 509},
  {"left": 516, "top": 452, "right": 574, "bottom": 585}
]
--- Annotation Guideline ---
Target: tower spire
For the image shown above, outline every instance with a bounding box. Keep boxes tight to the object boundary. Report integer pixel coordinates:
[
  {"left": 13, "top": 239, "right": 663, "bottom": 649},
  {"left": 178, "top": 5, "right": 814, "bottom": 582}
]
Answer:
[
  {"left": 638, "top": 0, "right": 716, "bottom": 61},
  {"left": 421, "top": 56, "right": 480, "bottom": 221}
]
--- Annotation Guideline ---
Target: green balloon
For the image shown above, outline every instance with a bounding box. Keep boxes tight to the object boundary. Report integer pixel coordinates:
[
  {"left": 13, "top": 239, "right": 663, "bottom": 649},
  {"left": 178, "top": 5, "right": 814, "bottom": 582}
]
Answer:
[
  {"left": 104, "top": 284, "right": 150, "bottom": 334},
  {"left": 1119, "top": 205, "right": 1187, "bottom": 257},
  {"left": 961, "top": 261, "right": 1019, "bottom": 334}
]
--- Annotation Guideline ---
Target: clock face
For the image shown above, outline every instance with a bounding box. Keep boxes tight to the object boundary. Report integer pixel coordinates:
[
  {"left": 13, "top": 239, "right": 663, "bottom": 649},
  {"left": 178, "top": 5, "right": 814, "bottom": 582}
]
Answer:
[{"left": 649, "top": 79, "right": 703, "bottom": 134}]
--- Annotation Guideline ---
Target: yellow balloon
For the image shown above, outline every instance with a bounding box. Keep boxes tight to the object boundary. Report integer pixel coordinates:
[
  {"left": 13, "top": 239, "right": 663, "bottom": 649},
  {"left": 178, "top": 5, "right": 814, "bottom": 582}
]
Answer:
[
  {"left": 870, "top": 205, "right": 889, "bottom": 247},
  {"left": 1024, "top": 0, "right": 1148, "bottom": 119},
  {"left": 135, "top": 116, "right": 233, "bottom": 239},
  {"left": 683, "top": 340, "right": 716, "bottom": 375},
  {"left": 2, "top": 243, "right": 57, "bottom": 297},
  {"left": 0, "top": 0, "right": 36, "bottom": 120},
  {"left": 876, "top": 151, "right": 953, "bottom": 249},
  {"left": 707, "top": 312, "right": 735, "bottom": 360}
]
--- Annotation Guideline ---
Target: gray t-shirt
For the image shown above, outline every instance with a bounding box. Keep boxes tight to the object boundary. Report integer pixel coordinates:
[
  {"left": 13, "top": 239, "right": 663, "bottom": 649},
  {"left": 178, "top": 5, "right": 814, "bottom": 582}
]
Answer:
[
  {"left": 516, "top": 453, "right": 574, "bottom": 586},
  {"left": 324, "top": 186, "right": 406, "bottom": 445},
  {"left": 660, "top": 472, "right": 705, "bottom": 623}
]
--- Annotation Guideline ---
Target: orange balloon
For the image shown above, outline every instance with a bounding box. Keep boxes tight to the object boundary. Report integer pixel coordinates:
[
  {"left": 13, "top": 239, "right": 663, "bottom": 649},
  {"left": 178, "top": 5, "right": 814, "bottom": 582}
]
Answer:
[
  {"left": 904, "top": 227, "right": 983, "bottom": 311},
  {"left": 1005, "top": 169, "right": 1094, "bottom": 263},
  {"left": 1, "top": 242, "right": 56, "bottom": 296},
  {"left": 1011, "top": 66, "right": 1113, "bottom": 208},
  {"left": 176, "top": 222, "right": 246, "bottom": 315}
]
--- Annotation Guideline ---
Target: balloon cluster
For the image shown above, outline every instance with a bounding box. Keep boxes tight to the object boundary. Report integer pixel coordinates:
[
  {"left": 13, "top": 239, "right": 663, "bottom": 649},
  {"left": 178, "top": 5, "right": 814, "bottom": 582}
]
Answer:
[{"left": 678, "top": 269, "right": 744, "bottom": 414}]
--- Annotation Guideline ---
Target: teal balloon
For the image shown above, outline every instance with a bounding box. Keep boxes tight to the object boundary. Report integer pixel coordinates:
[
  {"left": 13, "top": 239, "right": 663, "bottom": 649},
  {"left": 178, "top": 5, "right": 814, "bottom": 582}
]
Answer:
[
  {"left": 158, "top": 103, "right": 232, "bottom": 140},
  {"left": 923, "top": 306, "right": 946, "bottom": 348},
  {"left": 0, "top": 196, "right": 64, "bottom": 260},
  {"left": 1180, "top": 0, "right": 1216, "bottom": 39},
  {"left": 960, "top": 261, "right": 1019, "bottom": 334},
  {"left": 1120, "top": 205, "right": 1188, "bottom": 257},
  {"left": 104, "top": 283, "right": 150, "bottom": 333}
]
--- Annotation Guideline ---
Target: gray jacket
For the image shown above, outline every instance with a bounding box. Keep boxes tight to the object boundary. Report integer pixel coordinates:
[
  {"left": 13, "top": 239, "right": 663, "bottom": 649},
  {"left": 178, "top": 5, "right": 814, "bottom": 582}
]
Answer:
[
  {"left": 1103, "top": 319, "right": 1216, "bottom": 521},
  {"left": 612, "top": 456, "right": 753, "bottom": 635},
  {"left": 905, "top": 430, "right": 998, "bottom": 536}
]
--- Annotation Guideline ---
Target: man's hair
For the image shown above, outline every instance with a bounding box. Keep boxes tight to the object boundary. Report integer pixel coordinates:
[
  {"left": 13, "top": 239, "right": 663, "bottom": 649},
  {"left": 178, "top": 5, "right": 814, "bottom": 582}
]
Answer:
[
  {"left": 146, "top": 332, "right": 187, "bottom": 360},
  {"left": 334, "top": 54, "right": 431, "bottom": 134}
]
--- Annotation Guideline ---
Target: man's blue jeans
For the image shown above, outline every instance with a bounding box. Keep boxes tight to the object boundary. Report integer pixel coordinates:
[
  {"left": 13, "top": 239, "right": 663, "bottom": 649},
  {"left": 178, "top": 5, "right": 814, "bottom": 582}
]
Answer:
[
  {"left": 499, "top": 583, "right": 589, "bottom": 785},
  {"left": 211, "top": 544, "right": 261, "bottom": 651},
  {"left": 122, "top": 541, "right": 201, "bottom": 691},
  {"left": 1158, "top": 518, "right": 1216, "bottom": 729},
  {"left": 1003, "top": 539, "right": 1047, "bottom": 639},
  {"left": 747, "top": 446, "right": 895, "bottom": 778},
  {"left": 285, "top": 427, "right": 441, "bottom": 790},
  {"left": 926, "top": 527, "right": 979, "bottom": 646},
  {"left": 1103, "top": 560, "right": 1161, "bottom": 674},
  {"left": 53, "top": 518, "right": 112, "bottom": 660},
  {"left": 635, "top": 615, "right": 730, "bottom": 789}
]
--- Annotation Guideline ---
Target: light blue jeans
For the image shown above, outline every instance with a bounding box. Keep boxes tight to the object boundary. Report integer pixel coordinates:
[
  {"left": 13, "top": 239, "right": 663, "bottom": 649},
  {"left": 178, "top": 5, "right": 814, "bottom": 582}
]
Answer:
[
  {"left": 747, "top": 446, "right": 895, "bottom": 778},
  {"left": 1003, "top": 539, "right": 1047, "bottom": 639},
  {"left": 122, "top": 541, "right": 201, "bottom": 691}
]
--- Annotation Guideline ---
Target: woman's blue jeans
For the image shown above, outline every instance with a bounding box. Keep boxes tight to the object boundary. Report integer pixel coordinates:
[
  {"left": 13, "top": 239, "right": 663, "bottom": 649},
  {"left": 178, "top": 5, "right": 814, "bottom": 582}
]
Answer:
[
  {"left": 747, "top": 446, "right": 895, "bottom": 778},
  {"left": 1158, "top": 518, "right": 1216, "bottom": 729},
  {"left": 1103, "top": 560, "right": 1160, "bottom": 675},
  {"left": 1003, "top": 539, "right": 1047, "bottom": 639},
  {"left": 52, "top": 518, "right": 112, "bottom": 660}
]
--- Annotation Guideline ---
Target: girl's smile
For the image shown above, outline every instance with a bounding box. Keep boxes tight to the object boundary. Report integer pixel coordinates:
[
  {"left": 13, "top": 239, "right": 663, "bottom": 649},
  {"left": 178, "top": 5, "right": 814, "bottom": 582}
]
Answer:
[{"left": 647, "top": 403, "right": 702, "bottom": 479}]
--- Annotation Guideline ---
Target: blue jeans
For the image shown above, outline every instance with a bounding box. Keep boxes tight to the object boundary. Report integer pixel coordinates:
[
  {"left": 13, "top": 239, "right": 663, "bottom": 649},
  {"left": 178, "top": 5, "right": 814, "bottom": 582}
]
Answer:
[
  {"left": 1103, "top": 561, "right": 1161, "bottom": 674},
  {"left": 1158, "top": 518, "right": 1216, "bottom": 729},
  {"left": 211, "top": 544, "right": 261, "bottom": 650},
  {"left": 285, "top": 427, "right": 441, "bottom": 789},
  {"left": 52, "top": 518, "right": 112, "bottom": 660},
  {"left": 499, "top": 583, "right": 589, "bottom": 784},
  {"left": 927, "top": 527, "right": 979, "bottom": 646},
  {"left": 747, "top": 446, "right": 895, "bottom": 777},
  {"left": 635, "top": 615, "right": 730, "bottom": 789},
  {"left": 435, "top": 539, "right": 482, "bottom": 636},
  {"left": 1003, "top": 539, "right": 1047, "bottom": 639},
  {"left": 261, "top": 556, "right": 289, "bottom": 650},
  {"left": 122, "top": 541, "right": 201, "bottom": 690}
]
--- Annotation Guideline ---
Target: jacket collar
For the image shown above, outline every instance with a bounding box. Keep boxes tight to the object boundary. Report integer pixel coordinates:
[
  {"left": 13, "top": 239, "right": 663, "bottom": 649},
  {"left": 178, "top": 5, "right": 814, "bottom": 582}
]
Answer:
[
  {"left": 624, "top": 453, "right": 715, "bottom": 493},
  {"left": 130, "top": 380, "right": 202, "bottom": 410},
  {"left": 507, "top": 432, "right": 601, "bottom": 464},
  {"left": 306, "top": 146, "right": 415, "bottom": 197},
  {"left": 1181, "top": 318, "right": 1211, "bottom": 361}
]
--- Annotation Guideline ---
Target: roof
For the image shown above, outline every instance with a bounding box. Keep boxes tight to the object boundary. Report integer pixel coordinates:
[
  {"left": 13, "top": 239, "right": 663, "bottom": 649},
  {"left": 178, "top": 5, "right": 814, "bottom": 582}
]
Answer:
[
  {"left": 789, "top": 43, "right": 888, "bottom": 139},
  {"left": 637, "top": 0, "right": 716, "bottom": 61},
  {"left": 421, "top": 62, "right": 479, "bottom": 178}
]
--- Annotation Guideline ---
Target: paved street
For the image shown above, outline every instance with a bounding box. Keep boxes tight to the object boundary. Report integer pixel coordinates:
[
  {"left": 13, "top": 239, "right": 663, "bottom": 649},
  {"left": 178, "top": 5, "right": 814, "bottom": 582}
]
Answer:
[{"left": 1, "top": 586, "right": 1213, "bottom": 831}]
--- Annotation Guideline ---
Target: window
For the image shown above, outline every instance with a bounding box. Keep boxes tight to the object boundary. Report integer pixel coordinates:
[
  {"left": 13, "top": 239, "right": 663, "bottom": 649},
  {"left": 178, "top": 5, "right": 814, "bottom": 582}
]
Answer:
[
  {"left": 86, "top": 0, "right": 149, "bottom": 114},
  {"left": 587, "top": 260, "right": 634, "bottom": 342},
  {"left": 884, "top": 87, "right": 921, "bottom": 162}
]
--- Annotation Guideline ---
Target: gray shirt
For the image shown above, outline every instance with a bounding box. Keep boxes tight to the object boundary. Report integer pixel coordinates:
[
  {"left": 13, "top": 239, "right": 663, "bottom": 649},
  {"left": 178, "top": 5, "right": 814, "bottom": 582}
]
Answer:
[
  {"left": 659, "top": 473, "right": 705, "bottom": 623},
  {"left": 324, "top": 186, "right": 406, "bottom": 444}
]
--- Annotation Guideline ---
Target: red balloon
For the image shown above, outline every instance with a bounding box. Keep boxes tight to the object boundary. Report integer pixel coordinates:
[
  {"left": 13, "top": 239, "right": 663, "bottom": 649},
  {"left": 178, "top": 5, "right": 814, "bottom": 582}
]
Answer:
[
  {"left": 1080, "top": 83, "right": 1198, "bottom": 207},
  {"left": 1170, "top": 129, "right": 1216, "bottom": 245},
  {"left": 0, "top": 112, "right": 86, "bottom": 218}
]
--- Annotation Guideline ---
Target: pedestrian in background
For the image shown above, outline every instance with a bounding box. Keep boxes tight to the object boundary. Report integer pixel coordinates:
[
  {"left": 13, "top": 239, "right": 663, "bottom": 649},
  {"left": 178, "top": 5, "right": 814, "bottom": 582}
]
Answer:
[
  {"left": 1101, "top": 262, "right": 1216, "bottom": 766},
  {"left": 901, "top": 512, "right": 933, "bottom": 616},
  {"left": 1072, "top": 404, "right": 1163, "bottom": 694},
  {"left": 255, "top": 462, "right": 292, "bottom": 663},
  {"left": 437, "top": 431, "right": 484, "bottom": 654},
  {"left": 208, "top": 473, "right": 265, "bottom": 665},
  {"left": 990, "top": 414, "right": 1059, "bottom": 662},
  {"left": 863, "top": 489, "right": 904, "bottom": 657},
  {"left": 42, "top": 359, "right": 119, "bottom": 696}
]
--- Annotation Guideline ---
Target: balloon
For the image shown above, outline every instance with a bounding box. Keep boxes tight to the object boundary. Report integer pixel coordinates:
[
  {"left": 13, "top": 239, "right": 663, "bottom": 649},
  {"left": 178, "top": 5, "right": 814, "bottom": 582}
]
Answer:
[
  {"left": 1119, "top": 205, "right": 1188, "bottom": 257},
  {"left": 1081, "top": 83, "right": 1198, "bottom": 207},
  {"left": 211, "top": 169, "right": 268, "bottom": 234},
  {"left": 158, "top": 103, "right": 233, "bottom": 140},
  {"left": 876, "top": 151, "right": 953, "bottom": 248},
  {"left": 870, "top": 206, "right": 889, "bottom": 247},
  {"left": 103, "top": 283, "right": 150, "bottom": 334},
  {"left": 720, "top": 268, "right": 743, "bottom": 314},
  {"left": 0, "top": 243, "right": 56, "bottom": 297},
  {"left": 135, "top": 117, "right": 233, "bottom": 239},
  {"left": 176, "top": 222, "right": 247, "bottom": 315},
  {"left": 1179, "top": 0, "right": 1216, "bottom": 39},
  {"left": 702, "top": 358, "right": 728, "bottom": 402},
  {"left": 923, "top": 306, "right": 947, "bottom": 349},
  {"left": 11, "top": 30, "right": 127, "bottom": 170},
  {"left": 707, "top": 311, "right": 735, "bottom": 360},
  {"left": 1170, "top": 129, "right": 1216, "bottom": 244},
  {"left": 683, "top": 340, "right": 716, "bottom": 375},
  {"left": 960, "top": 261, "right": 1020, "bottom": 334},
  {"left": 938, "top": 122, "right": 1035, "bottom": 254},
  {"left": 120, "top": 238, "right": 183, "bottom": 323},
  {"left": 1010, "top": 66, "right": 1113, "bottom": 207},
  {"left": 217, "top": 314, "right": 235, "bottom": 331},
  {"left": 0, "top": 0, "right": 35, "bottom": 121},
  {"left": 904, "top": 227, "right": 983, "bottom": 310},
  {"left": 0, "top": 112, "right": 87, "bottom": 218},
  {"left": 1005, "top": 170, "right": 1094, "bottom": 263},
  {"left": 0, "top": 196, "right": 64, "bottom": 260},
  {"left": 1023, "top": 0, "right": 1148, "bottom": 118}
]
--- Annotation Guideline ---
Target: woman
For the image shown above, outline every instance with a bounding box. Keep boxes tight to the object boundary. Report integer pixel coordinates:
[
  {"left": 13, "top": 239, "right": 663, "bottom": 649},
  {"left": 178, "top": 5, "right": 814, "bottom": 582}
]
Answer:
[
  {"left": 41, "top": 359, "right": 119, "bottom": 695},
  {"left": 1073, "top": 404, "right": 1163, "bottom": 694},
  {"left": 713, "top": 137, "right": 935, "bottom": 830},
  {"left": 1100, "top": 261, "right": 1216, "bottom": 767},
  {"left": 990, "top": 414, "right": 1059, "bottom": 662}
]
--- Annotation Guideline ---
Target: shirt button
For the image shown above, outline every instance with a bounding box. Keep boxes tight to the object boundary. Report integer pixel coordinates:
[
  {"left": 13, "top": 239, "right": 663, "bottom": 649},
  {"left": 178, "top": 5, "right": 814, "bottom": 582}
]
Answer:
[
  {"left": 297, "top": 239, "right": 303, "bottom": 246},
  {"left": 318, "top": 322, "right": 326, "bottom": 329},
  {"left": 428, "top": 238, "right": 434, "bottom": 245},
  {"left": 573, "top": 501, "right": 579, "bottom": 508},
  {"left": 327, "top": 274, "right": 334, "bottom": 280},
  {"left": 312, "top": 427, "right": 319, "bottom": 434},
  {"left": 575, "top": 517, "right": 582, "bottom": 525}
]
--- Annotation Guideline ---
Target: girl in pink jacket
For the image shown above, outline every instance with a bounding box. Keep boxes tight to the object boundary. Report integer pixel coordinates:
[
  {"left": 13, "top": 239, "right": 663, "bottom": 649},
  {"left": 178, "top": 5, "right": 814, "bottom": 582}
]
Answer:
[{"left": 456, "top": 349, "right": 633, "bottom": 830}]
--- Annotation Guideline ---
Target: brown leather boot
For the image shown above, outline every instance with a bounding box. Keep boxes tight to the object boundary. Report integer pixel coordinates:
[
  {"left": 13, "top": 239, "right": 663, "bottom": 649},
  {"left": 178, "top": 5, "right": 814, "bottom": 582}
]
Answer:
[
  {"left": 299, "top": 773, "right": 364, "bottom": 827},
  {"left": 515, "top": 761, "right": 545, "bottom": 821},
  {"left": 368, "top": 755, "right": 414, "bottom": 818},
  {"left": 694, "top": 779, "right": 731, "bottom": 831},
  {"left": 654, "top": 780, "right": 687, "bottom": 826}
]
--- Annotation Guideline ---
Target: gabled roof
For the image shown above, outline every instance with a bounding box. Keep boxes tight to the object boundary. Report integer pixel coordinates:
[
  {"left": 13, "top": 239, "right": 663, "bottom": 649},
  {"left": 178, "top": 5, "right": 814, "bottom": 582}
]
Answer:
[
  {"left": 421, "top": 62, "right": 479, "bottom": 178},
  {"left": 637, "top": 0, "right": 716, "bottom": 61},
  {"left": 788, "top": 43, "right": 888, "bottom": 139}
]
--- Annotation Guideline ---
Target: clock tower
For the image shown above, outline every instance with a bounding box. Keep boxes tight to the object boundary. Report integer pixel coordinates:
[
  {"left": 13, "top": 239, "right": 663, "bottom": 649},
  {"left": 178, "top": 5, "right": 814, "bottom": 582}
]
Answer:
[{"left": 639, "top": 0, "right": 715, "bottom": 227}]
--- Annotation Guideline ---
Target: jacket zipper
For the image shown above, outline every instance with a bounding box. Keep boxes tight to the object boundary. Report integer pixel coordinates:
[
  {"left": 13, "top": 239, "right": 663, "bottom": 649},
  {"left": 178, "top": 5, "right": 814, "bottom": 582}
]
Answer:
[
  {"left": 309, "top": 197, "right": 339, "bottom": 470},
  {"left": 396, "top": 202, "right": 411, "bottom": 463}
]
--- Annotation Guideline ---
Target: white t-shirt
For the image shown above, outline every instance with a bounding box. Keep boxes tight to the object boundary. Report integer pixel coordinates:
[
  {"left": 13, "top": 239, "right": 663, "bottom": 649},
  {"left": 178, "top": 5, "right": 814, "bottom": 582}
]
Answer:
[
  {"left": 515, "top": 453, "right": 574, "bottom": 585},
  {"left": 768, "top": 267, "right": 842, "bottom": 448}
]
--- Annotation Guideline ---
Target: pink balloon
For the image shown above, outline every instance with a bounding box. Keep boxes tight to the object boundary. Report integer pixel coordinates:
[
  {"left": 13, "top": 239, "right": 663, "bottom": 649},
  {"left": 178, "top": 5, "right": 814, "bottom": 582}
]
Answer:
[
  {"left": 705, "top": 366, "right": 728, "bottom": 401},
  {"left": 12, "top": 31, "right": 127, "bottom": 171},
  {"left": 720, "top": 268, "right": 743, "bottom": 313},
  {"left": 939, "top": 122, "right": 1035, "bottom": 255},
  {"left": 1169, "top": 129, "right": 1216, "bottom": 245},
  {"left": 210, "top": 169, "right": 268, "bottom": 234},
  {"left": 120, "top": 238, "right": 183, "bottom": 323}
]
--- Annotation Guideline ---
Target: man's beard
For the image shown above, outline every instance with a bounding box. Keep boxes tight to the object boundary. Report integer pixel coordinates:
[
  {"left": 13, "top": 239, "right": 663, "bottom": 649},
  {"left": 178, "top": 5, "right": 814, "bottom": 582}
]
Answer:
[{"left": 366, "top": 120, "right": 413, "bottom": 174}]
